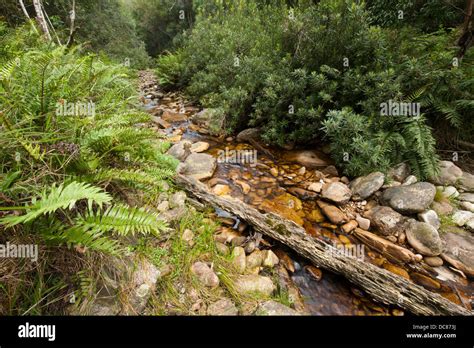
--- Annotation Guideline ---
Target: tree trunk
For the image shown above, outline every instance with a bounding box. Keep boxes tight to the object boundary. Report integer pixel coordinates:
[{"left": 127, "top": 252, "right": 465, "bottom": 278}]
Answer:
[
  {"left": 18, "top": 0, "right": 39, "bottom": 34},
  {"left": 175, "top": 174, "right": 471, "bottom": 316},
  {"left": 32, "top": 0, "right": 52, "bottom": 41},
  {"left": 18, "top": 0, "right": 30, "bottom": 19},
  {"left": 66, "top": 0, "right": 76, "bottom": 47},
  {"left": 458, "top": 0, "right": 474, "bottom": 58}
]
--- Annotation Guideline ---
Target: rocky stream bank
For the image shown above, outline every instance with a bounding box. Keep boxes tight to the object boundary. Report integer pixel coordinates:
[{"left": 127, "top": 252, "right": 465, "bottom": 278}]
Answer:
[{"left": 73, "top": 71, "right": 473, "bottom": 316}]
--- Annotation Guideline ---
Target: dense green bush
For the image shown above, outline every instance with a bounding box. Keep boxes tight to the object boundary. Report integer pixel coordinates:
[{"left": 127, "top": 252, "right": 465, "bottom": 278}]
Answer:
[
  {"left": 365, "top": 0, "right": 465, "bottom": 32},
  {"left": 322, "top": 108, "right": 439, "bottom": 178},
  {"left": 157, "top": 0, "right": 474, "bottom": 178},
  {"left": 155, "top": 49, "right": 186, "bottom": 89},
  {"left": 178, "top": 2, "right": 287, "bottom": 132},
  {"left": 390, "top": 29, "right": 474, "bottom": 141}
]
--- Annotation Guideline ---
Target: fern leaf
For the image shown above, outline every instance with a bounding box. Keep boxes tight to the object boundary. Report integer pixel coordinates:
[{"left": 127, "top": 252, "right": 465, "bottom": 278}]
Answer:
[
  {"left": 1, "top": 182, "right": 112, "bottom": 227},
  {"left": 45, "top": 225, "right": 122, "bottom": 255},
  {"left": 78, "top": 204, "right": 167, "bottom": 237}
]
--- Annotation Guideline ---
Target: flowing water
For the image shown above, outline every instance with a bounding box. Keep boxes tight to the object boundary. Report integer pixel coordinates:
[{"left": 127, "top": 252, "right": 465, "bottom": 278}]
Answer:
[{"left": 140, "top": 72, "right": 473, "bottom": 315}]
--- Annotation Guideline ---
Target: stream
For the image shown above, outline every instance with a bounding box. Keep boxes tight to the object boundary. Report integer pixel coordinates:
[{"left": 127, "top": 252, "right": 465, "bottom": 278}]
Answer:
[{"left": 140, "top": 71, "right": 473, "bottom": 315}]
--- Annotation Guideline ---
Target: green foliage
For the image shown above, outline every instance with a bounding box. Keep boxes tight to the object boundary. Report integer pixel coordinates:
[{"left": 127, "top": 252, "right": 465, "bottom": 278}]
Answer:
[
  {"left": 0, "top": 182, "right": 112, "bottom": 227},
  {"left": 252, "top": 65, "right": 338, "bottom": 146},
  {"left": 155, "top": 49, "right": 186, "bottom": 89},
  {"left": 322, "top": 108, "right": 440, "bottom": 179},
  {"left": 0, "top": 181, "right": 164, "bottom": 254},
  {"left": 391, "top": 29, "right": 474, "bottom": 141},
  {"left": 159, "top": 0, "right": 474, "bottom": 178},
  {"left": 365, "top": 0, "right": 465, "bottom": 31},
  {"left": 0, "top": 24, "right": 176, "bottom": 255},
  {"left": 1, "top": 0, "right": 151, "bottom": 68},
  {"left": 128, "top": 0, "right": 195, "bottom": 57},
  {"left": 77, "top": 204, "right": 166, "bottom": 237},
  {"left": 177, "top": 1, "right": 287, "bottom": 132},
  {"left": 286, "top": 1, "right": 383, "bottom": 71}
]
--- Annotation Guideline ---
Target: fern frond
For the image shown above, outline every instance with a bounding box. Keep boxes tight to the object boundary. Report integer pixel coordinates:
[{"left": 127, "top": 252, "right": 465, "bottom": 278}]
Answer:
[
  {"left": 78, "top": 204, "right": 167, "bottom": 237},
  {"left": 401, "top": 116, "right": 439, "bottom": 179},
  {"left": 0, "top": 58, "right": 19, "bottom": 80},
  {"left": 1, "top": 182, "right": 112, "bottom": 227},
  {"left": 45, "top": 224, "right": 122, "bottom": 255},
  {"left": 404, "top": 86, "right": 426, "bottom": 102}
]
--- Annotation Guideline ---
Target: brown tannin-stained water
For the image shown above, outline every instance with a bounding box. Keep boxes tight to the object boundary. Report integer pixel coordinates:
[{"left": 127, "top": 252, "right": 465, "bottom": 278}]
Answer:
[{"left": 140, "top": 72, "right": 473, "bottom": 315}]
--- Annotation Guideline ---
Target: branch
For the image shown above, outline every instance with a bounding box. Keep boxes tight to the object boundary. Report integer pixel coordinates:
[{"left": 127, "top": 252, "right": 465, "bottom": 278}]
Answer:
[{"left": 41, "top": 0, "right": 62, "bottom": 45}]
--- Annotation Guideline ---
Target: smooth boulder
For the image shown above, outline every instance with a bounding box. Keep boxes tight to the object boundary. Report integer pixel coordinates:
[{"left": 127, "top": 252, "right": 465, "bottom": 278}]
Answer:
[
  {"left": 382, "top": 182, "right": 436, "bottom": 214},
  {"left": 167, "top": 140, "right": 192, "bottom": 161},
  {"left": 440, "top": 226, "right": 474, "bottom": 277},
  {"left": 256, "top": 300, "right": 299, "bottom": 316},
  {"left": 405, "top": 220, "right": 443, "bottom": 256},
  {"left": 417, "top": 210, "right": 441, "bottom": 230},
  {"left": 350, "top": 172, "right": 385, "bottom": 201},
  {"left": 458, "top": 172, "right": 474, "bottom": 192},
  {"left": 190, "top": 262, "right": 220, "bottom": 288},
  {"left": 281, "top": 150, "right": 330, "bottom": 169},
  {"left": 207, "top": 298, "right": 238, "bottom": 316},
  {"left": 365, "top": 206, "right": 405, "bottom": 236},
  {"left": 234, "top": 275, "right": 275, "bottom": 296},
  {"left": 430, "top": 161, "right": 463, "bottom": 186},
  {"left": 236, "top": 128, "right": 261, "bottom": 143},
  {"left": 182, "top": 153, "right": 217, "bottom": 181},
  {"left": 321, "top": 182, "right": 352, "bottom": 204}
]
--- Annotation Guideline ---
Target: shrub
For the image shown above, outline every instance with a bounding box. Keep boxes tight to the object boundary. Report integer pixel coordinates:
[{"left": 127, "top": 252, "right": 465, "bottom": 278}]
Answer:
[
  {"left": 155, "top": 49, "right": 186, "bottom": 89},
  {"left": 322, "top": 108, "right": 439, "bottom": 179},
  {"left": 159, "top": 0, "right": 474, "bottom": 178},
  {"left": 365, "top": 0, "right": 465, "bottom": 32},
  {"left": 179, "top": 2, "right": 287, "bottom": 132}
]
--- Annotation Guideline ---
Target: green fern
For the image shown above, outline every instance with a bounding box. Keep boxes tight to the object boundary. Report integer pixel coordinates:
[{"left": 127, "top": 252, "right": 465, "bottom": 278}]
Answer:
[
  {"left": 0, "top": 182, "right": 112, "bottom": 227},
  {"left": 77, "top": 204, "right": 167, "bottom": 237},
  {"left": 45, "top": 223, "right": 122, "bottom": 255},
  {"left": 400, "top": 116, "right": 440, "bottom": 179}
]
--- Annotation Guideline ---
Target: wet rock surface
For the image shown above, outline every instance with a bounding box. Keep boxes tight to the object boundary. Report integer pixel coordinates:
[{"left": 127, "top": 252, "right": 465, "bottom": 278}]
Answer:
[
  {"left": 138, "top": 72, "right": 474, "bottom": 316},
  {"left": 281, "top": 150, "right": 330, "bottom": 169}
]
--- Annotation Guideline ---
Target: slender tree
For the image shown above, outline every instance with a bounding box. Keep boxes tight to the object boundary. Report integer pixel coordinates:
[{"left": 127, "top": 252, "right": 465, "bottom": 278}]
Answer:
[
  {"left": 458, "top": 0, "right": 473, "bottom": 57},
  {"left": 66, "top": 0, "right": 76, "bottom": 47},
  {"left": 18, "top": 0, "right": 39, "bottom": 33},
  {"left": 32, "top": 0, "right": 52, "bottom": 41}
]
